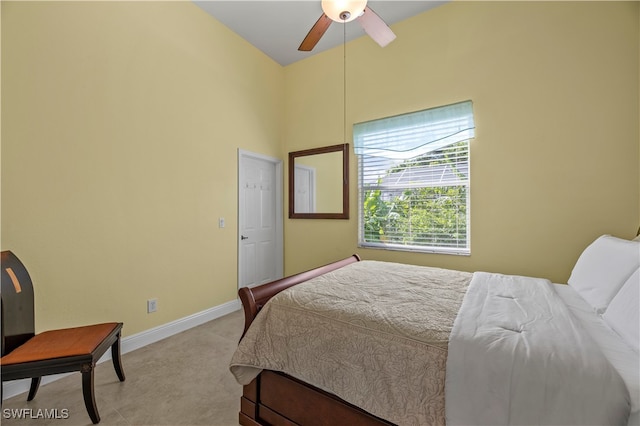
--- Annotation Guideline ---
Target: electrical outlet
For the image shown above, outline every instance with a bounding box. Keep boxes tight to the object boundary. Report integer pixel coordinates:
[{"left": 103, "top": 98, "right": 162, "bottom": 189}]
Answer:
[
  {"left": 218, "top": 217, "right": 225, "bottom": 228},
  {"left": 147, "top": 298, "right": 158, "bottom": 313}
]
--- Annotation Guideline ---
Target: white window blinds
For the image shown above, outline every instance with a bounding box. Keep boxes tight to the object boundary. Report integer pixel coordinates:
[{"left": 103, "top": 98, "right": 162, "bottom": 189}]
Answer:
[{"left": 354, "top": 101, "right": 474, "bottom": 254}]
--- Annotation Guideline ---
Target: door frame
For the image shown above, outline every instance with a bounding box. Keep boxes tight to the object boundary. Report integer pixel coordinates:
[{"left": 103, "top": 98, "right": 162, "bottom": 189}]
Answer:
[{"left": 237, "top": 149, "right": 284, "bottom": 290}]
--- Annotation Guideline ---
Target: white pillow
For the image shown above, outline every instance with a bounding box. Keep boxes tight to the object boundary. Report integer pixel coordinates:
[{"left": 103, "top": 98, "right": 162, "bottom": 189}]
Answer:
[
  {"left": 603, "top": 268, "right": 639, "bottom": 353},
  {"left": 568, "top": 235, "right": 640, "bottom": 314}
]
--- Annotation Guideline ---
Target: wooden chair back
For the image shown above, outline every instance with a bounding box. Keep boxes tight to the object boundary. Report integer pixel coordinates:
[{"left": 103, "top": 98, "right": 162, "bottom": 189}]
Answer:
[{"left": 1, "top": 250, "right": 36, "bottom": 356}]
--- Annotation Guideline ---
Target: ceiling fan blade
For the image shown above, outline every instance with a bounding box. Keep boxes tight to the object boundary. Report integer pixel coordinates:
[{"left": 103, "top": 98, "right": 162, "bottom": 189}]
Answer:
[
  {"left": 357, "top": 6, "right": 396, "bottom": 48},
  {"left": 298, "top": 13, "right": 333, "bottom": 51}
]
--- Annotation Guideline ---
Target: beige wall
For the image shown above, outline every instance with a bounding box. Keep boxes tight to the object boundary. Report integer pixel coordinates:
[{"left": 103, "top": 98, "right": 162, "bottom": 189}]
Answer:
[
  {"left": 1, "top": 1, "right": 284, "bottom": 335},
  {"left": 284, "top": 1, "right": 640, "bottom": 283},
  {"left": 2, "top": 1, "right": 638, "bottom": 337}
]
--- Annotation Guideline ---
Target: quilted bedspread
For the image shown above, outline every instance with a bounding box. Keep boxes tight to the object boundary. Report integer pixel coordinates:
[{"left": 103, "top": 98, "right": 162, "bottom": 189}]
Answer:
[{"left": 229, "top": 260, "right": 472, "bottom": 425}]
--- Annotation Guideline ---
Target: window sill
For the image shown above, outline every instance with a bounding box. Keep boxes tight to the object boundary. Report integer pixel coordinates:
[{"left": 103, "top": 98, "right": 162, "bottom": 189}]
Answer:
[{"left": 358, "top": 241, "right": 470, "bottom": 256}]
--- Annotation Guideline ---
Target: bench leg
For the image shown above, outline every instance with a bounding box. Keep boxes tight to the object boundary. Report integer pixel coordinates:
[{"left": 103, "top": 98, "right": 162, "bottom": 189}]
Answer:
[
  {"left": 111, "top": 335, "right": 125, "bottom": 382},
  {"left": 27, "top": 377, "right": 41, "bottom": 401},
  {"left": 81, "top": 367, "right": 100, "bottom": 424}
]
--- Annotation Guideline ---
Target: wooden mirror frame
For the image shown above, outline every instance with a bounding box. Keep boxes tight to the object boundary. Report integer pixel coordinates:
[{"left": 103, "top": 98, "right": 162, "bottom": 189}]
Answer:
[{"left": 288, "top": 143, "right": 349, "bottom": 219}]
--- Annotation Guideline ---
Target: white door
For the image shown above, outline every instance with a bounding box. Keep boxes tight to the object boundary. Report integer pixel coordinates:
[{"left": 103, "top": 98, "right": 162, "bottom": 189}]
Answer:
[{"left": 238, "top": 150, "right": 283, "bottom": 289}]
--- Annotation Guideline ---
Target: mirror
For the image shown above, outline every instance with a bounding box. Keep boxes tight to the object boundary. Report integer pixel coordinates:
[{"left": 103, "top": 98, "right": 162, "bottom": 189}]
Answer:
[{"left": 289, "top": 143, "right": 349, "bottom": 219}]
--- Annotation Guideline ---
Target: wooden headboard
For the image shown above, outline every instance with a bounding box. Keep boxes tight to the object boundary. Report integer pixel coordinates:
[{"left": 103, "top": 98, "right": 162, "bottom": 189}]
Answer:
[{"left": 237, "top": 254, "right": 361, "bottom": 338}]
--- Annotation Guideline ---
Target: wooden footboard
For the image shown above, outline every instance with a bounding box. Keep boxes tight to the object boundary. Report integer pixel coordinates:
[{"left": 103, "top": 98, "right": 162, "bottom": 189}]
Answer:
[
  {"left": 237, "top": 254, "right": 394, "bottom": 426},
  {"left": 240, "top": 371, "right": 393, "bottom": 426}
]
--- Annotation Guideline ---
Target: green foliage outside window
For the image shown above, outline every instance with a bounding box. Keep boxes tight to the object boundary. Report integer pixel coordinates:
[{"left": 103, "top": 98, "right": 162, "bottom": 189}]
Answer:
[
  {"left": 363, "top": 185, "right": 467, "bottom": 247},
  {"left": 361, "top": 142, "right": 469, "bottom": 250}
]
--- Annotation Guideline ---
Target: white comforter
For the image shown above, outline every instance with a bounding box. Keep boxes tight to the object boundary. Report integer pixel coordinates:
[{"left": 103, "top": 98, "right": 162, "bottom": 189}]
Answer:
[{"left": 446, "top": 272, "right": 631, "bottom": 425}]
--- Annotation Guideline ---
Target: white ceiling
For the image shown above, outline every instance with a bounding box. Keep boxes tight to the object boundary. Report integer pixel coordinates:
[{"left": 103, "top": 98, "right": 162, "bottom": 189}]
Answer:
[{"left": 194, "top": 1, "right": 446, "bottom": 66}]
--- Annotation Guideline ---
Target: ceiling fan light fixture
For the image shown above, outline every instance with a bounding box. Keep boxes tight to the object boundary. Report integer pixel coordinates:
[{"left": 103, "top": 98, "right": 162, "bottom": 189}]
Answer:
[{"left": 321, "top": 0, "right": 367, "bottom": 23}]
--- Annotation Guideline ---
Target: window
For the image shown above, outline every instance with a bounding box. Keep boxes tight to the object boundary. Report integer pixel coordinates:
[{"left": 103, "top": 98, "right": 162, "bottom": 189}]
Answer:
[{"left": 354, "top": 101, "right": 475, "bottom": 255}]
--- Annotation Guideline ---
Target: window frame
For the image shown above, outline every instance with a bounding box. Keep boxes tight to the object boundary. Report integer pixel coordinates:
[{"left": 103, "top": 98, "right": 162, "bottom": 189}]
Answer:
[{"left": 354, "top": 102, "right": 474, "bottom": 255}]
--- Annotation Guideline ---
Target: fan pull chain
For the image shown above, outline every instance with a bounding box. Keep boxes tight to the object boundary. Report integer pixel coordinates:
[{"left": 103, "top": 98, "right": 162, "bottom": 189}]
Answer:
[{"left": 343, "top": 18, "right": 347, "bottom": 144}]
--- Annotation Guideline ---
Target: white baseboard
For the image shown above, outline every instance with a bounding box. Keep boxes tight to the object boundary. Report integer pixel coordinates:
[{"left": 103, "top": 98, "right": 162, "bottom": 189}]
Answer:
[
  {"left": 119, "top": 299, "right": 240, "bottom": 355},
  {"left": 2, "top": 299, "right": 241, "bottom": 400}
]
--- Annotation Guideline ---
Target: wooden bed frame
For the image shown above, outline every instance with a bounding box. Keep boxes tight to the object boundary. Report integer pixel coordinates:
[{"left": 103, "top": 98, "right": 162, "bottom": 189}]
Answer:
[{"left": 237, "top": 254, "right": 394, "bottom": 426}]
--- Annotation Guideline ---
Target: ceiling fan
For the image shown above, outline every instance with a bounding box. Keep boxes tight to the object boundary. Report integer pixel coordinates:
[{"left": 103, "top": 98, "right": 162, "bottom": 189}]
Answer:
[{"left": 298, "top": 0, "right": 397, "bottom": 51}]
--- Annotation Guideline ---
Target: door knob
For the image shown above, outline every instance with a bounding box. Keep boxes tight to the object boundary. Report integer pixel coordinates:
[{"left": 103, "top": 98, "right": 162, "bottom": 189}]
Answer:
[{"left": 241, "top": 235, "right": 249, "bottom": 240}]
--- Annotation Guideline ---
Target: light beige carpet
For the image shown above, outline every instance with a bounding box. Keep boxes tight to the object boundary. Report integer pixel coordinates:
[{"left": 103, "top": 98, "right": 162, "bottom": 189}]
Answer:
[{"left": 2, "top": 310, "right": 244, "bottom": 426}]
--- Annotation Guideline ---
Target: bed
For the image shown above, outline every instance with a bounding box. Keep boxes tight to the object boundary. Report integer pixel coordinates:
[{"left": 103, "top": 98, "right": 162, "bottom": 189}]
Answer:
[{"left": 230, "top": 235, "right": 640, "bottom": 426}]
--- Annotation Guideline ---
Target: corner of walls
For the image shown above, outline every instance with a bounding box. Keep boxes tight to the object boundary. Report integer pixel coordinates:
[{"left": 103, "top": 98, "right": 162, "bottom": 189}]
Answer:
[{"left": 1, "top": 1, "right": 284, "bottom": 337}]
